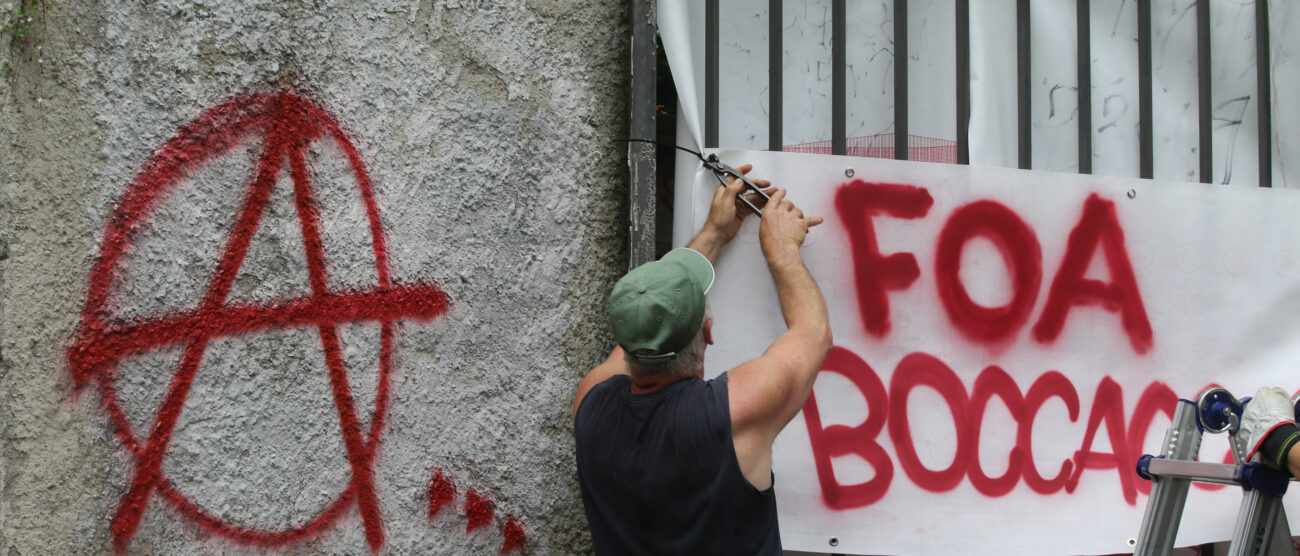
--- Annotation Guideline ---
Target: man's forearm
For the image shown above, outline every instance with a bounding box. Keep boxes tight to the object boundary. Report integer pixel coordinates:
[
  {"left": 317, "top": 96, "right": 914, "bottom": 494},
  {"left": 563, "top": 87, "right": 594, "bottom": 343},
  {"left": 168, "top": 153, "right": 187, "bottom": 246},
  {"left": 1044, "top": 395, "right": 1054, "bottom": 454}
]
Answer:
[
  {"left": 687, "top": 225, "right": 728, "bottom": 264},
  {"left": 1262, "top": 422, "right": 1300, "bottom": 476},
  {"left": 767, "top": 247, "right": 829, "bottom": 336}
]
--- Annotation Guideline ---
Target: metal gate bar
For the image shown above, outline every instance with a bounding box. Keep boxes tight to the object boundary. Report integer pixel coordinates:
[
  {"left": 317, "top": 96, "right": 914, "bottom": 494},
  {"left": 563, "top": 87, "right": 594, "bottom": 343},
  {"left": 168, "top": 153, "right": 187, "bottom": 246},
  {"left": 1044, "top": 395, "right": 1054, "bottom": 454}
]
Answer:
[
  {"left": 1138, "top": 0, "right": 1154, "bottom": 179},
  {"left": 1077, "top": 0, "right": 1092, "bottom": 174},
  {"left": 956, "top": 0, "right": 969, "bottom": 165},
  {"left": 1257, "top": 0, "right": 1272, "bottom": 188},
  {"left": 894, "top": 0, "right": 908, "bottom": 161},
  {"left": 1198, "top": 0, "right": 1212, "bottom": 184},
  {"left": 1017, "top": 0, "right": 1031, "bottom": 170},
  {"left": 832, "top": 0, "right": 846, "bottom": 156},
  {"left": 770, "top": 0, "right": 783, "bottom": 152}
]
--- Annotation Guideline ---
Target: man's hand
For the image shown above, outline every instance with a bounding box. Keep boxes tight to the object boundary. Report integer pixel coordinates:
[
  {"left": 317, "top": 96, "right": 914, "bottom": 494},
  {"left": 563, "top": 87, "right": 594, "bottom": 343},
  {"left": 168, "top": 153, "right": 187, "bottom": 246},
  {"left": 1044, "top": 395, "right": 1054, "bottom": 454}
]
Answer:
[
  {"left": 758, "top": 187, "right": 824, "bottom": 263},
  {"left": 1241, "top": 386, "right": 1299, "bottom": 468},
  {"left": 689, "top": 164, "right": 770, "bottom": 263}
]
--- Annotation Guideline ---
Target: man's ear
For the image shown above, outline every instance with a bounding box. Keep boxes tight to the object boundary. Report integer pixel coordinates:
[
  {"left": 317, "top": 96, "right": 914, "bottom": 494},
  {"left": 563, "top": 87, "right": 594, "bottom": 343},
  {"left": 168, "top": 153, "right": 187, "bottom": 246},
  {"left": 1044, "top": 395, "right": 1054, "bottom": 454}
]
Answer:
[{"left": 703, "top": 317, "right": 714, "bottom": 346}]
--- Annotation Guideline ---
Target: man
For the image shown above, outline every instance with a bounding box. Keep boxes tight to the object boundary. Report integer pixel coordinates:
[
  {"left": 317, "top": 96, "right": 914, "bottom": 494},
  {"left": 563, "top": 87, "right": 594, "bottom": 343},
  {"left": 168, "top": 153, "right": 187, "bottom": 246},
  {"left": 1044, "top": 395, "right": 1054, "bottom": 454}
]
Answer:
[
  {"left": 1241, "top": 386, "right": 1300, "bottom": 477},
  {"left": 573, "top": 164, "right": 832, "bottom": 554}
]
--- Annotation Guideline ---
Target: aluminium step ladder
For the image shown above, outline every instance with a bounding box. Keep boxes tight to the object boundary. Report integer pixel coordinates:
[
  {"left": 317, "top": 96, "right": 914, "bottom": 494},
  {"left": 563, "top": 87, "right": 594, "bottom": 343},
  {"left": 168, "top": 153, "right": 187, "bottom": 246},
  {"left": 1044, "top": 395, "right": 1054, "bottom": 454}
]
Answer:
[{"left": 1134, "top": 388, "right": 1300, "bottom": 556}]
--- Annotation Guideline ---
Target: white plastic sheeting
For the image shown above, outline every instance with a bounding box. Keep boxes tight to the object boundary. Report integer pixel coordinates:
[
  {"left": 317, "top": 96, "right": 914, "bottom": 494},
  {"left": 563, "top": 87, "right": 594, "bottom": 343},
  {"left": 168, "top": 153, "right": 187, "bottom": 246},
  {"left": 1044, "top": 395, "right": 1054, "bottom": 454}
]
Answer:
[
  {"left": 684, "top": 148, "right": 1300, "bottom": 555},
  {"left": 659, "top": 2, "right": 1300, "bottom": 552}
]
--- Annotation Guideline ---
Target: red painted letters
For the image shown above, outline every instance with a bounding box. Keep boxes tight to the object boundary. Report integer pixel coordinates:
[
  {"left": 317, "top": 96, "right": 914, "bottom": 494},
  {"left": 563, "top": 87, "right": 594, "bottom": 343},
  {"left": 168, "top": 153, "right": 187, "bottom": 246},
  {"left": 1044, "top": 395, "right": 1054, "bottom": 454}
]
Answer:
[
  {"left": 967, "top": 366, "right": 1025, "bottom": 496},
  {"left": 1018, "top": 371, "right": 1080, "bottom": 493},
  {"left": 934, "top": 200, "right": 1042, "bottom": 341},
  {"left": 814, "top": 181, "right": 1171, "bottom": 508},
  {"left": 1066, "top": 378, "right": 1138, "bottom": 504},
  {"left": 1033, "top": 194, "right": 1154, "bottom": 353},
  {"left": 835, "top": 181, "right": 934, "bottom": 336},
  {"left": 802, "top": 348, "right": 1179, "bottom": 508},
  {"left": 888, "top": 353, "right": 971, "bottom": 492},
  {"left": 803, "top": 347, "right": 893, "bottom": 509}
]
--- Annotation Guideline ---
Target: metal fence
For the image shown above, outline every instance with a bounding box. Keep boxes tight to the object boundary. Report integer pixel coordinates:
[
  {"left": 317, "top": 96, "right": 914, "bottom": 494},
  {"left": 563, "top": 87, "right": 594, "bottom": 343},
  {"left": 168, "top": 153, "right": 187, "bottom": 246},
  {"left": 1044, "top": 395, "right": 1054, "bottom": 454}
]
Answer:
[
  {"left": 629, "top": 0, "right": 1285, "bottom": 267},
  {"left": 701, "top": 0, "right": 1272, "bottom": 185}
]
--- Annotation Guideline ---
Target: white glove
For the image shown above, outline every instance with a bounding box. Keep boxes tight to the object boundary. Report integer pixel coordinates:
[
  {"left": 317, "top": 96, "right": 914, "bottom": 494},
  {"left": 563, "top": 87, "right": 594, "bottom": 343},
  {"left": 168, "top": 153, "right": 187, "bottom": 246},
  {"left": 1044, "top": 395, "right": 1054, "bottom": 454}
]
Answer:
[{"left": 1240, "top": 386, "right": 1297, "bottom": 462}]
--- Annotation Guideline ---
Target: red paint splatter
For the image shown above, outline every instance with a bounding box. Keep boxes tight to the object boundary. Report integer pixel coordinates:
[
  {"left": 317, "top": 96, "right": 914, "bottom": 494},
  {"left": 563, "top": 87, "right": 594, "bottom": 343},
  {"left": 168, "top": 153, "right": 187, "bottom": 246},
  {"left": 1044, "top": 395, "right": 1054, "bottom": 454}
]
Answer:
[
  {"left": 1033, "top": 194, "right": 1153, "bottom": 353},
  {"left": 66, "top": 91, "right": 451, "bottom": 553},
  {"left": 425, "top": 468, "right": 527, "bottom": 550},
  {"left": 500, "top": 514, "right": 526, "bottom": 554},
  {"left": 464, "top": 489, "right": 496, "bottom": 533},
  {"left": 427, "top": 468, "right": 456, "bottom": 519},
  {"left": 835, "top": 180, "right": 933, "bottom": 336}
]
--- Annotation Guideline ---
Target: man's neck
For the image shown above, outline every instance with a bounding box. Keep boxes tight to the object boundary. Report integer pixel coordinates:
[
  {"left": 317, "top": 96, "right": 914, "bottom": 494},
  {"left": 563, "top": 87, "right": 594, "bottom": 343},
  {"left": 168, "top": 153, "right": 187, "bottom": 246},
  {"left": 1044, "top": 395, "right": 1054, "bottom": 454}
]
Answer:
[{"left": 629, "top": 371, "right": 700, "bottom": 394}]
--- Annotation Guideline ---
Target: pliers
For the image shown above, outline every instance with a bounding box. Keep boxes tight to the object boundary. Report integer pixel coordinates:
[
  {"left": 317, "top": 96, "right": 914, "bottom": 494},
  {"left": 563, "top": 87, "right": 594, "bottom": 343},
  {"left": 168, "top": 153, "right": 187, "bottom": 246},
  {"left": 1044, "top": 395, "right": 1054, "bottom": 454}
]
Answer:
[{"left": 698, "top": 152, "right": 772, "bottom": 216}]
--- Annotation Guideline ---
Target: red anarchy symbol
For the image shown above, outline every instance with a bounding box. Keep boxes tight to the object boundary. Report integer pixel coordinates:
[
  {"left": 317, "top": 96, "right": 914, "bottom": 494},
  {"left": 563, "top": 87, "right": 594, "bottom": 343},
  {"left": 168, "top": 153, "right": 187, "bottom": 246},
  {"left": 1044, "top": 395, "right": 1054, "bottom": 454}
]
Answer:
[{"left": 66, "top": 91, "right": 449, "bottom": 553}]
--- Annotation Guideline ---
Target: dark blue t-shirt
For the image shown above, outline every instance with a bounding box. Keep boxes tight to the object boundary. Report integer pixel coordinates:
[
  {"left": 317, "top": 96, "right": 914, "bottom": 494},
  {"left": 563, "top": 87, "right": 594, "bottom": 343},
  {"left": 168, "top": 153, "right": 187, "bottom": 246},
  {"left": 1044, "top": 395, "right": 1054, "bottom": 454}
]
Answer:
[{"left": 574, "top": 372, "right": 781, "bottom": 555}]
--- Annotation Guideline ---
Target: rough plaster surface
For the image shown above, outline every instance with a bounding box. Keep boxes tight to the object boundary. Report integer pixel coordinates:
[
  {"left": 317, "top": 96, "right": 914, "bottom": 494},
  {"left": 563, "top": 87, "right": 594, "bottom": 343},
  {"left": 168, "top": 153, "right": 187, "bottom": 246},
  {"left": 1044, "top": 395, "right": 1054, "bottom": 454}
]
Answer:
[{"left": 1, "top": 1, "right": 628, "bottom": 553}]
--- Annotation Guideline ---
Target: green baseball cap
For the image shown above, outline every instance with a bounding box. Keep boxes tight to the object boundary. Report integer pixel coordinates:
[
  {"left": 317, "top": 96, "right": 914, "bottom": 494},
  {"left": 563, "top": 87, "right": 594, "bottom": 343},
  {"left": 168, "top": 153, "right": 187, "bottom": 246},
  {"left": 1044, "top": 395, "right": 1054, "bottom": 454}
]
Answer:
[{"left": 609, "top": 248, "right": 714, "bottom": 361}]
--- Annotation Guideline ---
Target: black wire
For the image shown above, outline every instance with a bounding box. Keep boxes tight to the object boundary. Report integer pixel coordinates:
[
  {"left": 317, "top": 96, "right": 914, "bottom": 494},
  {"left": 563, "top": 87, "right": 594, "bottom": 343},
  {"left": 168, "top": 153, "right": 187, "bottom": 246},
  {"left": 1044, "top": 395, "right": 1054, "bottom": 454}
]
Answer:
[{"left": 616, "top": 138, "right": 711, "bottom": 163}]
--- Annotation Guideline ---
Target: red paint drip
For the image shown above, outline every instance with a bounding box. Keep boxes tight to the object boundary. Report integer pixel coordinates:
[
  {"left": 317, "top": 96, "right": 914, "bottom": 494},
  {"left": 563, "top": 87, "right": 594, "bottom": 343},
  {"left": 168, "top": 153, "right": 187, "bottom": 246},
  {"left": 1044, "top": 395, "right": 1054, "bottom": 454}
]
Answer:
[
  {"left": 464, "top": 489, "right": 496, "bottom": 533},
  {"left": 500, "top": 514, "right": 526, "bottom": 554},
  {"left": 426, "top": 468, "right": 527, "bottom": 549},
  {"left": 66, "top": 90, "right": 451, "bottom": 553},
  {"left": 427, "top": 468, "right": 456, "bottom": 519}
]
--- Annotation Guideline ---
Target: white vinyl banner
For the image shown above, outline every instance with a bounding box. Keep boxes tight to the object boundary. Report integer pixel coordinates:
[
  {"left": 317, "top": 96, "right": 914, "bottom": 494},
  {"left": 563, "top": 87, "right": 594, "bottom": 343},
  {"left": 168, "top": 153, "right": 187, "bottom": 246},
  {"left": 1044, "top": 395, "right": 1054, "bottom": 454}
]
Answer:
[{"left": 691, "top": 149, "right": 1300, "bottom": 555}]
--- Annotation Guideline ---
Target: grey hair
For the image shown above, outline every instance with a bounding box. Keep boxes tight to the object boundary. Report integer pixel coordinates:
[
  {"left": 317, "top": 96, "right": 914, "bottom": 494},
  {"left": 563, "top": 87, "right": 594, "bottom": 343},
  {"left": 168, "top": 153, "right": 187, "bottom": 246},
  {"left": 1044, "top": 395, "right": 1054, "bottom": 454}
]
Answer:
[{"left": 626, "top": 303, "right": 711, "bottom": 378}]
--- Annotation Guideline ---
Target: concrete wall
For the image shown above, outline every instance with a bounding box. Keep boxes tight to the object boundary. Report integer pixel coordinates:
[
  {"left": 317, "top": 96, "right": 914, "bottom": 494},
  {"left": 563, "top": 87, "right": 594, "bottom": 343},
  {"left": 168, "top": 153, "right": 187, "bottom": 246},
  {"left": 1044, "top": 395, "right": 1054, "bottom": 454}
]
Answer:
[{"left": 0, "top": 1, "right": 628, "bottom": 553}]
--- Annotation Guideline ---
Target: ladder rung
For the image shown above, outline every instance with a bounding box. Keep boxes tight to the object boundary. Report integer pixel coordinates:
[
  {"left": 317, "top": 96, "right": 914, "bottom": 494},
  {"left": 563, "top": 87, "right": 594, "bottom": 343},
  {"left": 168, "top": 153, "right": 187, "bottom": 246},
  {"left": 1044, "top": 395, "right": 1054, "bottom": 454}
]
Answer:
[{"left": 1145, "top": 459, "right": 1241, "bottom": 486}]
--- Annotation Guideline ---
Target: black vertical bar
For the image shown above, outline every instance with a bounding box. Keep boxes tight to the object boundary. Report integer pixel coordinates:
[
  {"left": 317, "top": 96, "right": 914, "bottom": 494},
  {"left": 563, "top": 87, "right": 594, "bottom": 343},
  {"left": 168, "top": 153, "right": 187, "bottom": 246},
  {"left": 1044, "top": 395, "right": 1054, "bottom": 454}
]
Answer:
[
  {"left": 895, "top": 0, "right": 909, "bottom": 160},
  {"left": 770, "top": 0, "right": 783, "bottom": 151},
  {"left": 1257, "top": 0, "right": 1272, "bottom": 187},
  {"left": 1077, "top": 0, "right": 1092, "bottom": 174},
  {"left": 1197, "top": 0, "right": 1212, "bottom": 183},
  {"left": 628, "top": 0, "right": 657, "bottom": 268},
  {"left": 706, "top": 0, "right": 719, "bottom": 149},
  {"left": 1138, "top": 0, "right": 1153, "bottom": 179},
  {"left": 1017, "top": 0, "right": 1031, "bottom": 169},
  {"left": 832, "top": 0, "right": 846, "bottom": 155},
  {"left": 956, "top": 0, "right": 970, "bottom": 165}
]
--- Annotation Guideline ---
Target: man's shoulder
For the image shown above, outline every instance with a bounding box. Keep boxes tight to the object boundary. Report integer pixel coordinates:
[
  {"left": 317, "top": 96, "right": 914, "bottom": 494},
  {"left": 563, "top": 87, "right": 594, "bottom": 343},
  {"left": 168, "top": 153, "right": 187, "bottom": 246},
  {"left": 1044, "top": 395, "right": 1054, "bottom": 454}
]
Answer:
[{"left": 575, "top": 374, "right": 629, "bottom": 417}]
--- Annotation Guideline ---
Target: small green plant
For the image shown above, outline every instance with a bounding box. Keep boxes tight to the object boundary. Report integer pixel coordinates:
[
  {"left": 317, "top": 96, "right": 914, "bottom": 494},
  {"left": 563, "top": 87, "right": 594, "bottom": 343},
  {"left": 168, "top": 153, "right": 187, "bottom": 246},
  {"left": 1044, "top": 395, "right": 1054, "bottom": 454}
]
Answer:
[
  {"left": 2, "top": 0, "right": 53, "bottom": 105},
  {"left": 2, "top": 0, "right": 45, "bottom": 36}
]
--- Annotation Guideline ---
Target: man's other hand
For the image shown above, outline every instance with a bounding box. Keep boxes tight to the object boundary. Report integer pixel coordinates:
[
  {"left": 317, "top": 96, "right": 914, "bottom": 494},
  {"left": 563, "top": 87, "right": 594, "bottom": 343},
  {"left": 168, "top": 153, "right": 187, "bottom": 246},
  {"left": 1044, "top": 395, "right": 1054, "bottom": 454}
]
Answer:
[
  {"left": 1241, "top": 386, "right": 1298, "bottom": 463},
  {"left": 758, "top": 187, "right": 824, "bottom": 261}
]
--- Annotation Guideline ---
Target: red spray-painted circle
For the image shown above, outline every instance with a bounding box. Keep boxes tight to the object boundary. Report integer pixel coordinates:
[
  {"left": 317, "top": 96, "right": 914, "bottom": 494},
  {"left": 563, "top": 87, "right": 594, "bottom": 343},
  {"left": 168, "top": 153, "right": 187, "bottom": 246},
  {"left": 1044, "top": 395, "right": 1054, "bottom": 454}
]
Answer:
[{"left": 66, "top": 91, "right": 449, "bottom": 553}]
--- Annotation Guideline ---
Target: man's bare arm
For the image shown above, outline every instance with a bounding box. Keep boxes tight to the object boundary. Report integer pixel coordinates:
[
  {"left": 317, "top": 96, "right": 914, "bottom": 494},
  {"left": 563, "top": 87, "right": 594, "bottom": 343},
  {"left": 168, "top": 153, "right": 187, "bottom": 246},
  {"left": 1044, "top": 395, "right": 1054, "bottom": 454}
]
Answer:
[
  {"left": 572, "top": 346, "right": 628, "bottom": 417},
  {"left": 728, "top": 188, "right": 831, "bottom": 487},
  {"left": 743, "top": 241, "right": 833, "bottom": 429}
]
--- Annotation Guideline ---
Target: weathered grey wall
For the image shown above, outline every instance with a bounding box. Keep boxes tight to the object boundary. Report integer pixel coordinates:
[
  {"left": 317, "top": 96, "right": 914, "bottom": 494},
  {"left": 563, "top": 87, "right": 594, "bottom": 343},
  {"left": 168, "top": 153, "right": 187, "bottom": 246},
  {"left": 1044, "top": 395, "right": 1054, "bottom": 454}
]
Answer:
[{"left": 0, "top": 0, "right": 627, "bottom": 553}]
